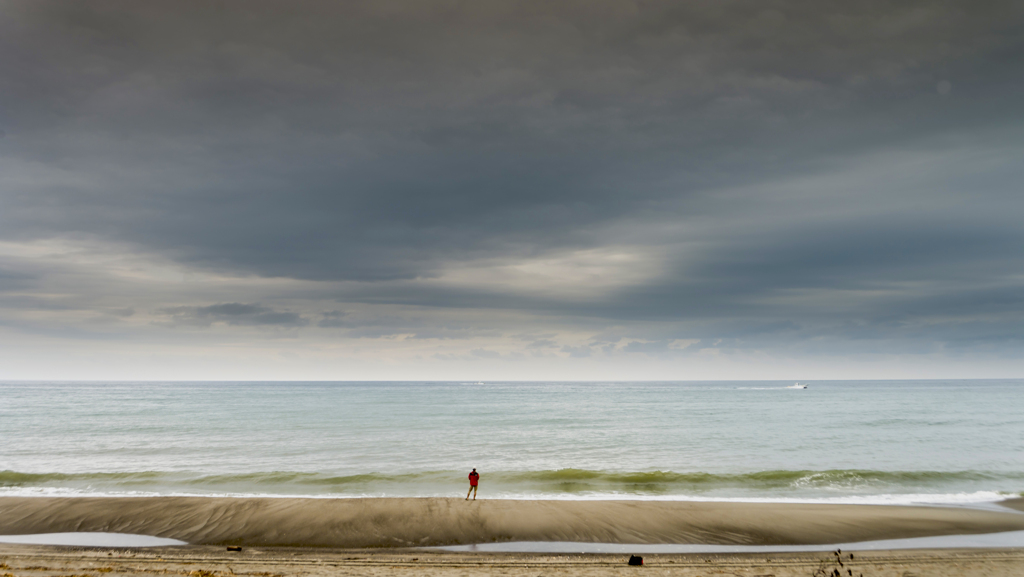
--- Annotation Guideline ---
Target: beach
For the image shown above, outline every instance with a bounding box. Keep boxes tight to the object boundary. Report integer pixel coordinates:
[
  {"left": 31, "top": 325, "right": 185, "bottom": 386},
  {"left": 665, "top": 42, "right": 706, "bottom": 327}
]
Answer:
[
  {"left": 3, "top": 497, "right": 1024, "bottom": 575},
  {"left": 1, "top": 543, "right": 1024, "bottom": 577},
  {"left": 3, "top": 497, "right": 1024, "bottom": 548}
]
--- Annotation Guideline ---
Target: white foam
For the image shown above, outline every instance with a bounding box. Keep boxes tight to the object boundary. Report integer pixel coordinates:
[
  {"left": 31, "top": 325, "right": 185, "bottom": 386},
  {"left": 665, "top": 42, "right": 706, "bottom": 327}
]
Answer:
[{"left": 0, "top": 486, "right": 1017, "bottom": 508}]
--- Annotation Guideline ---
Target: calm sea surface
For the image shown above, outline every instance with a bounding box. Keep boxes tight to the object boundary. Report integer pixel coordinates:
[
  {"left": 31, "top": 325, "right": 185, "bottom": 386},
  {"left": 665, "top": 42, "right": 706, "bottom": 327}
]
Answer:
[{"left": 1, "top": 380, "right": 1022, "bottom": 504}]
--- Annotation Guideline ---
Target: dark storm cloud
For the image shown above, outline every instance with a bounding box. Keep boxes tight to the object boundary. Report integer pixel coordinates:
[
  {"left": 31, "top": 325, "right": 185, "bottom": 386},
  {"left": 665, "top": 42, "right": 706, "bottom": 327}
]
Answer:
[{"left": 2, "top": 0, "right": 1023, "bottom": 353}]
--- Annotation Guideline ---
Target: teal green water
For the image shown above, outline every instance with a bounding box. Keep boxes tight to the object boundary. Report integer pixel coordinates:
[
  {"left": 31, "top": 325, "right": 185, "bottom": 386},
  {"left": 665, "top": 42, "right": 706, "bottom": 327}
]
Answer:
[{"left": 1, "top": 380, "right": 1022, "bottom": 503}]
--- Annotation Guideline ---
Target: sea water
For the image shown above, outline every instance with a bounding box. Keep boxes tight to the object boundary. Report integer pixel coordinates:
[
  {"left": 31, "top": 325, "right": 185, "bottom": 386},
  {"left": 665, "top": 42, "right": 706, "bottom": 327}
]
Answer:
[{"left": 1, "top": 380, "right": 1022, "bottom": 504}]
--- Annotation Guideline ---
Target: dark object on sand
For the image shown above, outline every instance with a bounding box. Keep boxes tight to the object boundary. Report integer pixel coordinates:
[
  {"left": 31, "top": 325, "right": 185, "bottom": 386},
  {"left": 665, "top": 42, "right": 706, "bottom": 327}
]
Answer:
[
  {"left": 226, "top": 546, "right": 242, "bottom": 552},
  {"left": 628, "top": 555, "right": 643, "bottom": 566}
]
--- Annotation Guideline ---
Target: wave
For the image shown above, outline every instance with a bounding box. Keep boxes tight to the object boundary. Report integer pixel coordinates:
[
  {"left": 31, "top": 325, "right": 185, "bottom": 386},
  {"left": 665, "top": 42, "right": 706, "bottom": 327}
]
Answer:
[
  {"left": 3, "top": 468, "right": 1022, "bottom": 495},
  {"left": 505, "top": 468, "right": 1023, "bottom": 487},
  {"left": 0, "top": 470, "right": 442, "bottom": 488}
]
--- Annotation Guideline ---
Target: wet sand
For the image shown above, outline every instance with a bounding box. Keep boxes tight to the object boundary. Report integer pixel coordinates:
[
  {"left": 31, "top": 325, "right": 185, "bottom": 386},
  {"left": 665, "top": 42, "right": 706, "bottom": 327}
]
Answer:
[
  {"left": 999, "top": 498, "right": 1024, "bottom": 513},
  {"left": 3, "top": 497, "right": 1024, "bottom": 548},
  {"left": 3, "top": 498, "right": 1024, "bottom": 576}
]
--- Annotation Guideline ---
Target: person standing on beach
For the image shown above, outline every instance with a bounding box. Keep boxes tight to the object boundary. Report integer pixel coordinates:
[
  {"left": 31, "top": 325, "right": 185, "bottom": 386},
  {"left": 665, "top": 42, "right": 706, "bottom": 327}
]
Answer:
[{"left": 466, "top": 468, "right": 479, "bottom": 500}]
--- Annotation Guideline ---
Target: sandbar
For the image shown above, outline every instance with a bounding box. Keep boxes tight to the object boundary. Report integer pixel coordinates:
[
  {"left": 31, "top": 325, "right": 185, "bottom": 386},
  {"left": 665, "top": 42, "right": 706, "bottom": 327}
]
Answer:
[{"left": 2, "top": 496, "right": 1024, "bottom": 548}]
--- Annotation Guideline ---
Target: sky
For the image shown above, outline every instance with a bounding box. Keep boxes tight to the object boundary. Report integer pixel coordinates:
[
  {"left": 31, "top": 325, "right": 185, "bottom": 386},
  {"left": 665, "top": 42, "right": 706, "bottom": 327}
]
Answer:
[{"left": 1, "top": 0, "right": 1023, "bottom": 380}]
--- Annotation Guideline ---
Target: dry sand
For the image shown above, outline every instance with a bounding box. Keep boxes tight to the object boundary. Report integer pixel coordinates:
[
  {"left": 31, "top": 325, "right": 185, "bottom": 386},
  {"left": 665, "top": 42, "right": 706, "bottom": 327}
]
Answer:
[{"left": 2, "top": 543, "right": 1024, "bottom": 577}]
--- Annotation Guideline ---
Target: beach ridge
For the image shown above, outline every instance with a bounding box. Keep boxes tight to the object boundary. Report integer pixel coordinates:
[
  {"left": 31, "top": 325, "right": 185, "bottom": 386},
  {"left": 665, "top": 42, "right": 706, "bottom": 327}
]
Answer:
[{"left": 2, "top": 497, "right": 1023, "bottom": 549}]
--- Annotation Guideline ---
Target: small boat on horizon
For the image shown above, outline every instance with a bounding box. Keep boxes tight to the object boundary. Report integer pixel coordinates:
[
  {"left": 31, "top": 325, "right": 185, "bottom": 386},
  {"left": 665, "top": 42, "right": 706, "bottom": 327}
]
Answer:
[{"left": 786, "top": 382, "right": 808, "bottom": 389}]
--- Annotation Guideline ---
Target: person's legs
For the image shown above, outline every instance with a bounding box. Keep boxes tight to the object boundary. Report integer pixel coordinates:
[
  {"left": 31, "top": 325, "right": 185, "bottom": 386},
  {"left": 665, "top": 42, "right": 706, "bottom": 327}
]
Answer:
[{"left": 471, "top": 485, "right": 477, "bottom": 500}]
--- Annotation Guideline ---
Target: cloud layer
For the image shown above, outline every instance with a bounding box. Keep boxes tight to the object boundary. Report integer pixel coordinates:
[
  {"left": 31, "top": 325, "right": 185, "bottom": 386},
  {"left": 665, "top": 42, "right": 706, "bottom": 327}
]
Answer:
[{"left": 1, "top": 0, "right": 1023, "bottom": 378}]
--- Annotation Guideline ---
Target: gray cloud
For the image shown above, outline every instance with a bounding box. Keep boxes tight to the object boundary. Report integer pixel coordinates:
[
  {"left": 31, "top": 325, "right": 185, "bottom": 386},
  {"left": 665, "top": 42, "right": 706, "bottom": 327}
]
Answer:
[
  {"left": 527, "top": 339, "right": 558, "bottom": 349},
  {"left": 1, "top": 0, "right": 1023, "bottom": 374},
  {"left": 317, "top": 310, "right": 348, "bottom": 328},
  {"left": 0, "top": 267, "right": 36, "bottom": 292},
  {"left": 159, "top": 303, "right": 307, "bottom": 327},
  {"left": 560, "top": 345, "right": 593, "bottom": 358}
]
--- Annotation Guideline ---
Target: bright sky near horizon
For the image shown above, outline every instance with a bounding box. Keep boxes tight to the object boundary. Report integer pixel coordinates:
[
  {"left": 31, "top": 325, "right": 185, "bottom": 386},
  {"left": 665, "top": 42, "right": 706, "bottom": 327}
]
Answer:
[{"left": 1, "top": 1, "right": 1023, "bottom": 380}]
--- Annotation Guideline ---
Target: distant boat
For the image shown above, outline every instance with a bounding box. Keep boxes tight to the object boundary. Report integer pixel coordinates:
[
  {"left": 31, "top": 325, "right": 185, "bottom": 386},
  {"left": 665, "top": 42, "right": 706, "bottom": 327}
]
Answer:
[{"left": 786, "top": 382, "right": 808, "bottom": 389}]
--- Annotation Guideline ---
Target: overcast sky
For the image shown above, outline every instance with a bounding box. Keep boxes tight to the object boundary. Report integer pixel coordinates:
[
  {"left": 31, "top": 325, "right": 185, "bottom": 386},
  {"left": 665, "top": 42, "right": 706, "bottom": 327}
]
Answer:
[{"left": 1, "top": 0, "right": 1022, "bottom": 380}]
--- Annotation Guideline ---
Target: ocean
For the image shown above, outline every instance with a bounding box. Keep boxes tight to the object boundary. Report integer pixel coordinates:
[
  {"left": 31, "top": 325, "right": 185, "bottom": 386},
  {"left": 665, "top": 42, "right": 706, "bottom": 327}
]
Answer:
[{"left": 1, "top": 380, "right": 1022, "bottom": 505}]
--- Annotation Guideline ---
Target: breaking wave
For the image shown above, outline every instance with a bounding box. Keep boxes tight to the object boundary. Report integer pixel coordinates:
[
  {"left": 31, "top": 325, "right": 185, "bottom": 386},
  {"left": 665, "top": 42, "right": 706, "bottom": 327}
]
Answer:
[{"left": 2, "top": 468, "right": 1022, "bottom": 503}]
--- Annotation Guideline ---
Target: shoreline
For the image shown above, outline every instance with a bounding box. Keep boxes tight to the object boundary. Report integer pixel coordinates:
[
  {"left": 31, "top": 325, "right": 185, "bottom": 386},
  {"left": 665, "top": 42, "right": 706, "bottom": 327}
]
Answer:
[
  {"left": 2, "top": 488, "right": 1018, "bottom": 507},
  {"left": 2, "top": 497, "right": 1024, "bottom": 549}
]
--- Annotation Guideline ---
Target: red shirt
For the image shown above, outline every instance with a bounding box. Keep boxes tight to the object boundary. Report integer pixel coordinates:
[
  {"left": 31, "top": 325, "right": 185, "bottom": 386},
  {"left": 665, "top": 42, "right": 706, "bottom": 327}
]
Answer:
[{"left": 468, "top": 471, "right": 479, "bottom": 486}]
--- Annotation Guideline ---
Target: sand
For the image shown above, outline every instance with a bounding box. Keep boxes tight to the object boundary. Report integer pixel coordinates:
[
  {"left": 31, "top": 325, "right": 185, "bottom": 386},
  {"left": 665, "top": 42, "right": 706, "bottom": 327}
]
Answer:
[
  {"left": 2, "top": 497, "right": 1024, "bottom": 576},
  {"left": 2, "top": 543, "right": 1024, "bottom": 577},
  {"left": 999, "top": 498, "right": 1024, "bottom": 513},
  {"left": 2, "top": 497, "right": 1024, "bottom": 548}
]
